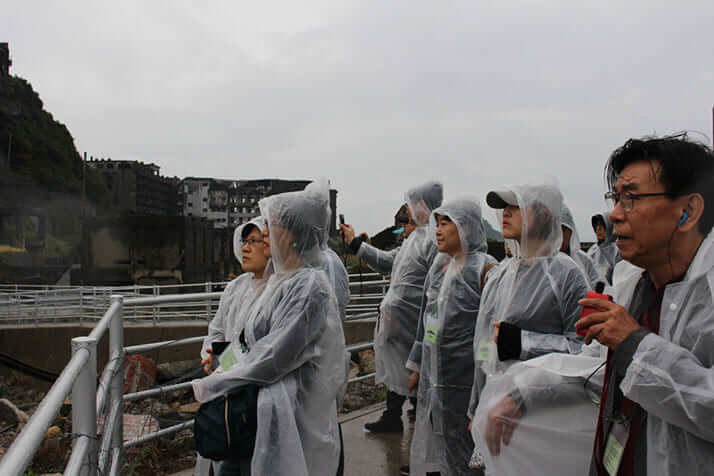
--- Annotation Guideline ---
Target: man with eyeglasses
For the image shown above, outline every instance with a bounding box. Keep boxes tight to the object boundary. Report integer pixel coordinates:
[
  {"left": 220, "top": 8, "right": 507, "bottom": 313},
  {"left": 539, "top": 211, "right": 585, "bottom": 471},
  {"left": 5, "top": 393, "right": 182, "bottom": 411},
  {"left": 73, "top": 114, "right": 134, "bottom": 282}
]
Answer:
[{"left": 575, "top": 134, "right": 714, "bottom": 475}]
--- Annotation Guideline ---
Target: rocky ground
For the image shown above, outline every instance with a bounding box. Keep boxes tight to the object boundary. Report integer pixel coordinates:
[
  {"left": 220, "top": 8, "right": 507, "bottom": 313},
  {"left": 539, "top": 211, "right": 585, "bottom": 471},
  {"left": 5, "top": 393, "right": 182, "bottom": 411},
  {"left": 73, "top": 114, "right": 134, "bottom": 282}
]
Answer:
[{"left": 0, "top": 349, "right": 384, "bottom": 475}]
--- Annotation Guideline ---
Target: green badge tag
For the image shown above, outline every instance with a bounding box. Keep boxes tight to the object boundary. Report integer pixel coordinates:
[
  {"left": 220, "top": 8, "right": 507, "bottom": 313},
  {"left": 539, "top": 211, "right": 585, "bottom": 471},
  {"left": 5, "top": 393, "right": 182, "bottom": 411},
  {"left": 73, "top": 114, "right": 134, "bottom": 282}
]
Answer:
[
  {"left": 476, "top": 341, "right": 496, "bottom": 361},
  {"left": 425, "top": 326, "right": 439, "bottom": 344},
  {"left": 603, "top": 422, "right": 628, "bottom": 476},
  {"left": 219, "top": 346, "right": 239, "bottom": 371}
]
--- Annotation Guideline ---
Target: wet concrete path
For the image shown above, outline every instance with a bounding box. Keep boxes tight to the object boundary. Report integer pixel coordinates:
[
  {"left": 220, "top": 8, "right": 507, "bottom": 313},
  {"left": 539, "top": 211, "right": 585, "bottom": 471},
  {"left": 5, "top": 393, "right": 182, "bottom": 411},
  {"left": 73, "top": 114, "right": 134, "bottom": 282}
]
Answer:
[
  {"left": 173, "top": 402, "right": 414, "bottom": 476},
  {"left": 340, "top": 402, "right": 414, "bottom": 476}
]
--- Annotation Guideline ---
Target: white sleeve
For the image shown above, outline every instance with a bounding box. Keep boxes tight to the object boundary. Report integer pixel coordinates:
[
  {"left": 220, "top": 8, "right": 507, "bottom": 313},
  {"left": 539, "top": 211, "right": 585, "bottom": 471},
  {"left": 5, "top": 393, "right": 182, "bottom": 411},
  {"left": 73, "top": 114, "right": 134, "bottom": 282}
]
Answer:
[{"left": 621, "top": 333, "right": 714, "bottom": 442}]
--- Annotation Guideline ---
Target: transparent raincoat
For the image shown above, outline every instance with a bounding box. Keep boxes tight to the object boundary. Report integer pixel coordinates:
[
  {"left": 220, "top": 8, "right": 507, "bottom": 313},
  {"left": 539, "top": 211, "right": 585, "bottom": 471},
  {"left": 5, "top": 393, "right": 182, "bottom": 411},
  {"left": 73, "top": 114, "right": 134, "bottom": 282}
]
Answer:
[
  {"left": 588, "top": 212, "right": 619, "bottom": 284},
  {"left": 469, "top": 182, "right": 589, "bottom": 414},
  {"left": 305, "top": 180, "right": 350, "bottom": 320},
  {"left": 470, "top": 349, "right": 605, "bottom": 475},
  {"left": 195, "top": 217, "right": 270, "bottom": 476},
  {"left": 407, "top": 198, "right": 496, "bottom": 476},
  {"left": 473, "top": 230, "right": 714, "bottom": 475},
  {"left": 465, "top": 182, "right": 592, "bottom": 474},
  {"left": 561, "top": 203, "right": 602, "bottom": 288},
  {"left": 587, "top": 230, "right": 714, "bottom": 475},
  {"left": 191, "top": 187, "right": 348, "bottom": 476},
  {"left": 356, "top": 181, "right": 442, "bottom": 395},
  {"left": 200, "top": 217, "right": 269, "bottom": 361}
]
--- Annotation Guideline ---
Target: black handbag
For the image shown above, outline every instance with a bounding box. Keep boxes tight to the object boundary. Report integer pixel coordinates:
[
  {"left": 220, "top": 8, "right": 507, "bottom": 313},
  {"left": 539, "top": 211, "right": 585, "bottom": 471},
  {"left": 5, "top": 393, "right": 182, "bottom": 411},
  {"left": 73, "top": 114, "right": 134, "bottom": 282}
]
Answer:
[{"left": 194, "top": 383, "right": 259, "bottom": 460}]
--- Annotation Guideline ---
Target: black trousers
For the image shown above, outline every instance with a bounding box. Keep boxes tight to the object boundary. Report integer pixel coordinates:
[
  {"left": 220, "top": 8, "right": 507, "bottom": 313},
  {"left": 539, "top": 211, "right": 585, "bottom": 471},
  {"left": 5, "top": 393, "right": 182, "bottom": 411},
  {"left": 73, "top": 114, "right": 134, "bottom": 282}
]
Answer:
[
  {"left": 337, "top": 423, "right": 344, "bottom": 476},
  {"left": 383, "top": 390, "right": 417, "bottom": 420},
  {"left": 216, "top": 425, "right": 343, "bottom": 476}
]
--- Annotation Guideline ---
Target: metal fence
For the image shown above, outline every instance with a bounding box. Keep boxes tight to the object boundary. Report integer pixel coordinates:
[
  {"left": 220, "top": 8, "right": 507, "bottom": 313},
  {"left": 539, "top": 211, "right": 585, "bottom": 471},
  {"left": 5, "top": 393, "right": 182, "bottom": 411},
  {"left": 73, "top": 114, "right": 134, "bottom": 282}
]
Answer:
[
  {"left": 0, "top": 280, "right": 382, "bottom": 475},
  {"left": 0, "top": 273, "right": 388, "bottom": 324}
]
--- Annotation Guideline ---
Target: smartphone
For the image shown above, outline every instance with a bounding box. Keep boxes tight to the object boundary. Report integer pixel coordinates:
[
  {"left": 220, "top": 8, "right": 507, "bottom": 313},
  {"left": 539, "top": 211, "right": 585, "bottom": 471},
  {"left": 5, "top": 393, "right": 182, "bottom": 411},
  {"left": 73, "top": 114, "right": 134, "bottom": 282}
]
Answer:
[
  {"left": 577, "top": 283, "right": 612, "bottom": 337},
  {"left": 211, "top": 341, "right": 230, "bottom": 355},
  {"left": 339, "top": 214, "right": 345, "bottom": 225}
]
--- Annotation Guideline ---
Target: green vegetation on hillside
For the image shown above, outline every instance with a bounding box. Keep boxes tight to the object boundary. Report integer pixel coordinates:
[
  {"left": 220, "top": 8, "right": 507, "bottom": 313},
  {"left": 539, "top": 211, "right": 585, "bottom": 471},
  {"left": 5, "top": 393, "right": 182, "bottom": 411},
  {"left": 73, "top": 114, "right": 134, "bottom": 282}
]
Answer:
[{"left": 0, "top": 75, "right": 107, "bottom": 203}]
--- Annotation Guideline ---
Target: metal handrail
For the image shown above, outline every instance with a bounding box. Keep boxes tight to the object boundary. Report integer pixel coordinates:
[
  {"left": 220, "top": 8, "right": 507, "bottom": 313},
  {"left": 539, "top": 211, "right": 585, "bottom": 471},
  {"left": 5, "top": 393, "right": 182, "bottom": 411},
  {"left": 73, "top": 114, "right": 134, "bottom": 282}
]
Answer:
[
  {"left": 0, "top": 347, "right": 90, "bottom": 475},
  {"left": 1, "top": 280, "right": 381, "bottom": 476},
  {"left": 0, "top": 274, "right": 388, "bottom": 325}
]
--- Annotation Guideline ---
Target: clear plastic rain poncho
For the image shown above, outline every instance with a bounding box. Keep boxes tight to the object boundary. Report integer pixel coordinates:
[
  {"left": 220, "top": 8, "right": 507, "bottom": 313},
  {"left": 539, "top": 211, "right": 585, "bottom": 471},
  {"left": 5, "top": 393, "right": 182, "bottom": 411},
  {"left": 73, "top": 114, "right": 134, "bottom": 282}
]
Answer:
[
  {"left": 200, "top": 217, "right": 270, "bottom": 361},
  {"left": 304, "top": 180, "right": 350, "bottom": 320},
  {"left": 469, "top": 181, "right": 589, "bottom": 412},
  {"left": 356, "top": 181, "right": 442, "bottom": 395},
  {"left": 407, "top": 198, "right": 496, "bottom": 476},
  {"left": 470, "top": 350, "right": 605, "bottom": 475},
  {"left": 196, "top": 217, "right": 270, "bottom": 476},
  {"left": 561, "top": 203, "right": 602, "bottom": 288},
  {"left": 590, "top": 229, "right": 714, "bottom": 475},
  {"left": 191, "top": 187, "right": 348, "bottom": 476},
  {"left": 466, "top": 182, "right": 592, "bottom": 474},
  {"left": 588, "top": 212, "right": 620, "bottom": 284}
]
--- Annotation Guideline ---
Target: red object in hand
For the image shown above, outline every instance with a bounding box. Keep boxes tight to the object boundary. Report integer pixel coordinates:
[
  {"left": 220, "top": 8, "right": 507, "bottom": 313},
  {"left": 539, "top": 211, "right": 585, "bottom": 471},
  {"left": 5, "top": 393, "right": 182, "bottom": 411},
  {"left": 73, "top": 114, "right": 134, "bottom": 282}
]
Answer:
[{"left": 577, "top": 289, "right": 613, "bottom": 337}]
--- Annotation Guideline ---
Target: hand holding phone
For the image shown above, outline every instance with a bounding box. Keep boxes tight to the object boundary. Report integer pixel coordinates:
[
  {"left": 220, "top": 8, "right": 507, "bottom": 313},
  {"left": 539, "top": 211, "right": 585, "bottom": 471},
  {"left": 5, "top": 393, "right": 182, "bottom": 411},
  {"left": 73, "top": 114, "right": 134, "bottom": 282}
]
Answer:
[{"left": 577, "top": 284, "right": 612, "bottom": 337}]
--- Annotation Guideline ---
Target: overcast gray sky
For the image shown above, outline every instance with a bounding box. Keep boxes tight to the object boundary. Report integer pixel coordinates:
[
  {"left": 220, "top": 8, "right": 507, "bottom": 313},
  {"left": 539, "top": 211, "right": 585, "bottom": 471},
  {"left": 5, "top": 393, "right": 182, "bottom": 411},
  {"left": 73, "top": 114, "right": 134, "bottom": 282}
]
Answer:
[{"left": 4, "top": 0, "right": 713, "bottom": 240}]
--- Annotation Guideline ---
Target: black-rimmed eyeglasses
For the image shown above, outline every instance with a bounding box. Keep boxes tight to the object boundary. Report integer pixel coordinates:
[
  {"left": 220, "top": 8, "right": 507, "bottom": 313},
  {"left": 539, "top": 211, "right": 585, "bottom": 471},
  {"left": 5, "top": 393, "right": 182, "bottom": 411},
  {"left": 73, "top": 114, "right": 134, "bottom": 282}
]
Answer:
[{"left": 604, "top": 191, "right": 673, "bottom": 211}]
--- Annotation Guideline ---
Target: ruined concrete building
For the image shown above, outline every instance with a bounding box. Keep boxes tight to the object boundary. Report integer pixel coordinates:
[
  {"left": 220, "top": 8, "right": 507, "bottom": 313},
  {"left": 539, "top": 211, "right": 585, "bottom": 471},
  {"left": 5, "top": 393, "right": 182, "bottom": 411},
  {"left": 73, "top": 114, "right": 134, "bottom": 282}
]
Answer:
[
  {"left": 179, "top": 178, "right": 338, "bottom": 232},
  {"left": 88, "top": 158, "right": 179, "bottom": 216}
]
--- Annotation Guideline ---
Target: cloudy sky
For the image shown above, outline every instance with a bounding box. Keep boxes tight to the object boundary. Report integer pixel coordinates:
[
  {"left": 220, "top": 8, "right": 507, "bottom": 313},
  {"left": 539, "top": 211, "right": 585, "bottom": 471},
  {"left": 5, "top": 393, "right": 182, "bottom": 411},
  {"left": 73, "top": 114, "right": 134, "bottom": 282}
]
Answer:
[{"left": 4, "top": 1, "right": 713, "bottom": 239}]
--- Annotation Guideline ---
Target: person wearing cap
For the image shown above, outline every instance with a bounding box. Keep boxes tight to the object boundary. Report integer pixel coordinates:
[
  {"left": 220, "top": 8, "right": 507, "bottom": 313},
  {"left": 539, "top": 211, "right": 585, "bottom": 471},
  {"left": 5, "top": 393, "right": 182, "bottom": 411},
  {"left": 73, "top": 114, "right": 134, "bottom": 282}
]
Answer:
[
  {"left": 468, "top": 181, "right": 589, "bottom": 469},
  {"left": 340, "top": 181, "right": 443, "bottom": 433}
]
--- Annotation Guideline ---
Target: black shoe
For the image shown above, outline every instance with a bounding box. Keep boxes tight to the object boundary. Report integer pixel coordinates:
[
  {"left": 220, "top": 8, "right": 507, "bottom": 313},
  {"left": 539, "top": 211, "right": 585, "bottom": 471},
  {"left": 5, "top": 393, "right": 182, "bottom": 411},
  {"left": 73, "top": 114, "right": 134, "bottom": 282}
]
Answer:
[
  {"left": 364, "top": 416, "right": 403, "bottom": 433},
  {"left": 399, "top": 465, "right": 410, "bottom": 475}
]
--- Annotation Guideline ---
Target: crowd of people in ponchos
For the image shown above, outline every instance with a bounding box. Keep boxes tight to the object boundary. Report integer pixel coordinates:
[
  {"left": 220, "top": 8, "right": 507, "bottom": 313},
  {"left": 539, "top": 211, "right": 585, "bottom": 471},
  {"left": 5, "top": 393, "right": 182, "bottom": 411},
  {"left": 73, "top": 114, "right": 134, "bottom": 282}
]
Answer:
[{"left": 190, "top": 134, "right": 714, "bottom": 476}]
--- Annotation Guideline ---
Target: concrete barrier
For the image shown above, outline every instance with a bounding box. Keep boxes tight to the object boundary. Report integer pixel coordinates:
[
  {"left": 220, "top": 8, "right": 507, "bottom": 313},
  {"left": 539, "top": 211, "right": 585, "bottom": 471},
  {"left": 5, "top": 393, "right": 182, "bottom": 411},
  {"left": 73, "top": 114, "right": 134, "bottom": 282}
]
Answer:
[{"left": 0, "top": 319, "right": 376, "bottom": 385}]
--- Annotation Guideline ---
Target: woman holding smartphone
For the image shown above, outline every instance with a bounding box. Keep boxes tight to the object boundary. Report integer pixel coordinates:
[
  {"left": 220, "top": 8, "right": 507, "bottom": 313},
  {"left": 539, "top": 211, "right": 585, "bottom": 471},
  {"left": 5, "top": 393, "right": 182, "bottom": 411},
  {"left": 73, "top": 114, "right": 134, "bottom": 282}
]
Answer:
[
  {"left": 192, "top": 183, "right": 348, "bottom": 476},
  {"left": 195, "top": 216, "right": 271, "bottom": 476}
]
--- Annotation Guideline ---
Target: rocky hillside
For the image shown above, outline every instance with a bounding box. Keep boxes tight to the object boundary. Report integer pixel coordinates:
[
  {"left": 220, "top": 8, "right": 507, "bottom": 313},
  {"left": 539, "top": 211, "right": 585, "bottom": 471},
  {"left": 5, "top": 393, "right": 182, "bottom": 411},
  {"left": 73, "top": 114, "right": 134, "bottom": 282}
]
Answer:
[{"left": 0, "top": 75, "right": 107, "bottom": 203}]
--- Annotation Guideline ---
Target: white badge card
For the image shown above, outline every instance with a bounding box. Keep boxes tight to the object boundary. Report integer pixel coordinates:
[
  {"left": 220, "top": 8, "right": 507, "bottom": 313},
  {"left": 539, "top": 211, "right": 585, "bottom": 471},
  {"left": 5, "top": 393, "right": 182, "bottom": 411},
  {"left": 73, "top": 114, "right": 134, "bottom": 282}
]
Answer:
[
  {"left": 476, "top": 341, "right": 496, "bottom": 362},
  {"left": 219, "top": 346, "right": 239, "bottom": 371},
  {"left": 425, "top": 326, "right": 439, "bottom": 344},
  {"left": 603, "top": 421, "right": 629, "bottom": 476}
]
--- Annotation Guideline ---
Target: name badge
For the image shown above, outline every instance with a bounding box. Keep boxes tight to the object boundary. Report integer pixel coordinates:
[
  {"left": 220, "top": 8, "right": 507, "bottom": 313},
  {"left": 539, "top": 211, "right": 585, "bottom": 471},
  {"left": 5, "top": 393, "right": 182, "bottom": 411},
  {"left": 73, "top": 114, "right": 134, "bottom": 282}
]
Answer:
[
  {"left": 604, "top": 421, "right": 629, "bottom": 476},
  {"left": 219, "top": 346, "right": 239, "bottom": 371},
  {"left": 476, "top": 341, "right": 496, "bottom": 362}
]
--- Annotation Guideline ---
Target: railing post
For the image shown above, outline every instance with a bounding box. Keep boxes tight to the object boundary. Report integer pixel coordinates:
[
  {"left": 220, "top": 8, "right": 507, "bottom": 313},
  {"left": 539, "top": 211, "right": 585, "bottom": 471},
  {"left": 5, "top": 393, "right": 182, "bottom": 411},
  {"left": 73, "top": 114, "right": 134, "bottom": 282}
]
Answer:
[
  {"left": 205, "top": 282, "right": 212, "bottom": 319},
  {"left": 71, "top": 336, "right": 98, "bottom": 476},
  {"left": 152, "top": 284, "right": 159, "bottom": 324},
  {"left": 79, "top": 289, "right": 84, "bottom": 322},
  {"left": 109, "top": 295, "right": 124, "bottom": 473}
]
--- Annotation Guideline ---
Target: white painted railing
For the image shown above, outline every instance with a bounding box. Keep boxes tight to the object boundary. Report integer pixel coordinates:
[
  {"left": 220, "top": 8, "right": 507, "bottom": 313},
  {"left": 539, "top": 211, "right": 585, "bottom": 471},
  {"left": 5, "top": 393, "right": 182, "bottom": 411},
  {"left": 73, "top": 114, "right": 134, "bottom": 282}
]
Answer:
[
  {"left": 0, "top": 273, "right": 388, "bottom": 324},
  {"left": 0, "top": 282, "right": 380, "bottom": 475}
]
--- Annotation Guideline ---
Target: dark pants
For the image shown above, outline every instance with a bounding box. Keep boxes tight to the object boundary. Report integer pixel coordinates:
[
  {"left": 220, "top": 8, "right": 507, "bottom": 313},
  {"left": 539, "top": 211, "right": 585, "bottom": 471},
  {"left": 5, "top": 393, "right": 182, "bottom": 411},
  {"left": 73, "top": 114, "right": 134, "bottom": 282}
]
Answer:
[
  {"left": 383, "top": 390, "right": 417, "bottom": 421},
  {"left": 337, "top": 423, "right": 344, "bottom": 476},
  {"left": 216, "top": 456, "right": 251, "bottom": 476},
  {"left": 216, "top": 426, "right": 343, "bottom": 476}
]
